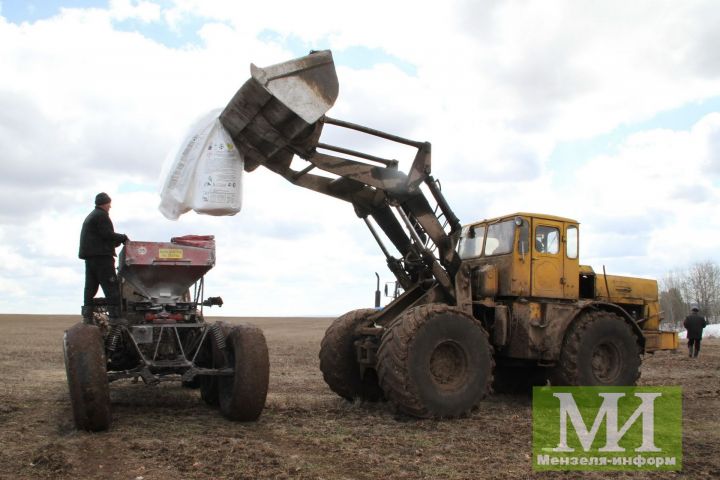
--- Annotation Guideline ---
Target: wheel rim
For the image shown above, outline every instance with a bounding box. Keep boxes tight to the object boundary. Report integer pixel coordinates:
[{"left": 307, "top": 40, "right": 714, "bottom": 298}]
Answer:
[
  {"left": 429, "top": 340, "right": 469, "bottom": 391},
  {"left": 591, "top": 340, "right": 621, "bottom": 383}
]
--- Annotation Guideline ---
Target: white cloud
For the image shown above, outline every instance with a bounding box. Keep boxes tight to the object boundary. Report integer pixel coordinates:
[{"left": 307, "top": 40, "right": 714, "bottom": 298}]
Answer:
[
  {"left": 0, "top": 1, "right": 719, "bottom": 315},
  {"left": 109, "top": 0, "right": 161, "bottom": 22},
  {"left": 558, "top": 112, "right": 720, "bottom": 277}
]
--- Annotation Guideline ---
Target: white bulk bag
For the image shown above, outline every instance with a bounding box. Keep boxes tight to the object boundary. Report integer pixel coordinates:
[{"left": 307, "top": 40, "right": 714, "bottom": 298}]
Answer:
[
  {"left": 159, "top": 110, "right": 243, "bottom": 220},
  {"left": 189, "top": 119, "right": 243, "bottom": 216}
]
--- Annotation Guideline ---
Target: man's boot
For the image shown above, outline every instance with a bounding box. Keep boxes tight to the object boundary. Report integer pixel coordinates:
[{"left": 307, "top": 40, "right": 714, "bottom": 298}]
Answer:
[
  {"left": 81, "top": 305, "right": 94, "bottom": 325},
  {"left": 688, "top": 344, "right": 694, "bottom": 357}
]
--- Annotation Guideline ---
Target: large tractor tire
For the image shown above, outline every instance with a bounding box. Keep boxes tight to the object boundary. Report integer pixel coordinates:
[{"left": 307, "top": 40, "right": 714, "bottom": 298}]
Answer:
[
  {"left": 319, "top": 308, "right": 384, "bottom": 402},
  {"left": 550, "top": 310, "right": 641, "bottom": 386},
  {"left": 377, "top": 304, "right": 494, "bottom": 418},
  {"left": 492, "top": 365, "right": 549, "bottom": 395},
  {"left": 218, "top": 324, "right": 269, "bottom": 421},
  {"left": 63, "top": 323, "right": 111, "bottom": 431}
]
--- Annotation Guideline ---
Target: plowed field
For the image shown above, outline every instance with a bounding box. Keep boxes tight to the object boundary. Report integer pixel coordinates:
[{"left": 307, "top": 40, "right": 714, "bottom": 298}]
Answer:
[{"left": 0, "top": 315, "right": 717, "bottom": 479}]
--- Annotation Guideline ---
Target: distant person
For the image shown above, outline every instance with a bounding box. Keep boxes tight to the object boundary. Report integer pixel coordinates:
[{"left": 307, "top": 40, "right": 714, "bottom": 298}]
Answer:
[
  {"left": 683, "top": 307, "right": 709, "bottom": 358},
  {"left": 78, "top": 192, "right": 129, "bottom": 325}
]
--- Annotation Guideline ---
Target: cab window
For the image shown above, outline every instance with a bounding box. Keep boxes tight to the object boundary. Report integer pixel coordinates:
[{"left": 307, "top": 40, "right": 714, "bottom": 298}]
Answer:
[
  {"left": 484, "top": 220, "right": 515, "bottom": 256},
  {"left": 535, "top": 225, "right": 560, "bottom": 254},
  {"left": 566, "top": 225, "right": 578, "bottom": 259},
  {"left": 517, "top": 218, "right": 530, "bottom": 254},
  {"left": 458, "top": 225, "right": 485, "bottom": 259}
]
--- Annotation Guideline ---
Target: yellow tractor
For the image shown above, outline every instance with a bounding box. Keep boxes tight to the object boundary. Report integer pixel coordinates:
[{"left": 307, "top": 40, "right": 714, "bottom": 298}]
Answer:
[
  {"left": 455, "top": 212, "right": 677, "bottom": 394},
  {"left": 218, "top": 50, "right": 678, "bottom": 418}
]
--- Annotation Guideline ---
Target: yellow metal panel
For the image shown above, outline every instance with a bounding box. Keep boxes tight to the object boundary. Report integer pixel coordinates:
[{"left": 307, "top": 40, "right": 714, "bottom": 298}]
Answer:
[
  {"left": 643, "top": 302, "right": 662, "bottom": 331},
  {"left": 529, "top": 302, "right": 543, "bottom": 325},
  {"left": 579, "top": 264, "right": 595, "bottom": 275},
  {"left": 643, "top": 330, "right": 679, "bottom": 352},
  {"left": 596, "top": 275, "right": 659, "bottom": 303},
  {"left": 478, "top": 265, "right": 498, "bottom": 297}
]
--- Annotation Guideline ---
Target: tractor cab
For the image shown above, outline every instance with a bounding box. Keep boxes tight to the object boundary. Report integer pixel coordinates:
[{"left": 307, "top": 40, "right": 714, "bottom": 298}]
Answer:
[{"left": 457, "top": 212, "right": 580, "bottom": 301}]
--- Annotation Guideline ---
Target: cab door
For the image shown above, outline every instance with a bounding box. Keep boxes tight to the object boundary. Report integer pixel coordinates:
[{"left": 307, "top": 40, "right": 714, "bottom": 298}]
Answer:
[{"left": 531, "top": 219, "right": 564, "bottom": 298}]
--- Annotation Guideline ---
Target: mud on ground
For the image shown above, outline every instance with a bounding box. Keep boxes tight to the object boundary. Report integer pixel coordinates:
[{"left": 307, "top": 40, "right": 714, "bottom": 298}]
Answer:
[{"left": 0, "top": 314, "right": 718, "bottom": 479}]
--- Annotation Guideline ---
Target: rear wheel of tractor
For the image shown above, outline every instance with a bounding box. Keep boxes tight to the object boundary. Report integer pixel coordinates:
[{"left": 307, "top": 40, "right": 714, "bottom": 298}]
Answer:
[
  {"left": 63, "top": 322, "right": 111, "bottom": 431},
  {"left": 550, "top": 311, "right": 641, "bottom": 386},
  {"left": 319, "top": 308, "right": 384, "bottom": 401},
  {"left": 218, "top": 324, "right": 269, "bottom": 421},
  {"left": 492, "top": 366, "right": 549, "bottom": 395},
  {"left": 200, "top": 322, "right": 230, "bottom": 407},
  {"left": 377, "top": 304, "right": 494, "bottom": 418}
]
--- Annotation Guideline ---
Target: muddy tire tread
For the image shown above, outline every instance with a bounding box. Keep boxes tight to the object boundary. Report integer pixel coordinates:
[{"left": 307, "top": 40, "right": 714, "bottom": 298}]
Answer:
[
  {"left": 551, "top": 310, "right": 641, "bottom": 386},
  {"left": 377, "top": 304, "right": 494, "bottom": 418},
  {"left": 63, "top": 322, "right": 111, "bottom": 431},
  {"left": 319, "top": 308, "right": 383, "bottom": 401},
  {"left": 218, "top": 324, "right": 269, "bottom": 421}
]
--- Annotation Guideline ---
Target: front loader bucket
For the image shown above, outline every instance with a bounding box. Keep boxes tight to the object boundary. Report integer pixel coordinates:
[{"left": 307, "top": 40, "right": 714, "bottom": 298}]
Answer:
[
  {"left": 251, "top": 51, "right": 338, "bottom": 124},
  {"left": 220, "top": 50, "right": 338, "bottom": 172}
]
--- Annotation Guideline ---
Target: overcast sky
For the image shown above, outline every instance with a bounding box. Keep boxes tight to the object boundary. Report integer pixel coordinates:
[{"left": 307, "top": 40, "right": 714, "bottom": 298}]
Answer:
[{"left": 1, "top": 0, "right": 719, "bottom": 316}]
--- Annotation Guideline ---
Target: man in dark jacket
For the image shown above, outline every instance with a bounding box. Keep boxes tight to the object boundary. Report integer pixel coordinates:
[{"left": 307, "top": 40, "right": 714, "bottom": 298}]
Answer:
[
  {"left": 683, "top": 307, "right": 709, "bottom": 358},
  {"left": 79, "top": 192, "right": 129, "bottom": 324}
]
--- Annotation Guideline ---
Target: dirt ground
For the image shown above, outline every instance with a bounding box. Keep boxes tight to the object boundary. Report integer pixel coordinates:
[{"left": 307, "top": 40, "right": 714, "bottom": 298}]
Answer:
[{"left": 0, "top": 314, "right": 717, "bottom": 480}]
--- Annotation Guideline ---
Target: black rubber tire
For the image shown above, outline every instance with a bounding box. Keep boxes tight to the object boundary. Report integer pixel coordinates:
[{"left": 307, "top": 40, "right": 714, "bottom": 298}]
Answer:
[
  {"left": 492, "top": 366, "right": 548, "bottom": 395},
  {"left": 63, "top": 323, "right": 111, "bottom": 431},
  {"left": 218, "top": 324, "right": 270, "bottom": 421},
  {"left": 200, "top": 322, "right": 231, "bottom": 407},
  {"left": 377, "top": 304, "right": 494, "bottom": 418},
  {"left": 550, "top": 310, "right": 641, "bottom": 386},
  {"left": 319, "top": 308, "right": 384, "bottom": 402}
]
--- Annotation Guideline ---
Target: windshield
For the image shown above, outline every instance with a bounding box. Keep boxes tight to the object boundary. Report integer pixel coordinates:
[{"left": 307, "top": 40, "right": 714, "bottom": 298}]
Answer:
[
  {"left": 484, "top": 220, "right": 516, "bottom": 256},
  {"left": 458, "top": 225, "right": 486, "bottom": 259}
]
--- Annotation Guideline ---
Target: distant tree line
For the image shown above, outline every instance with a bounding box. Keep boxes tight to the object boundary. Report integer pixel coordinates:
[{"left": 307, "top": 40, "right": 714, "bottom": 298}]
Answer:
[{"left": 659, "top": 261, "right": 719, "bottom": 329}]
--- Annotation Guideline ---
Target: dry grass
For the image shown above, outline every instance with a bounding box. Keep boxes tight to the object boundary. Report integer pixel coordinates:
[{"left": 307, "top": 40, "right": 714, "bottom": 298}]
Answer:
[{"left": 0, "top": 314, "right": 718, "bottom": 479}]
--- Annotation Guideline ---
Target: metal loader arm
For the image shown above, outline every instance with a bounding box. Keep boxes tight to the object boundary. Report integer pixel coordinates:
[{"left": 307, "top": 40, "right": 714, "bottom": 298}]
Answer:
[{"left": 219, "top": 50, "right": 462, "bottom": 303}]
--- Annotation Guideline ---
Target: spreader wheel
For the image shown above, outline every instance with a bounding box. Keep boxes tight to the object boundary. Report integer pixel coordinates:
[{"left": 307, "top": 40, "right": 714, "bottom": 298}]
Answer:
[
  {"left": 218, "top": 324, "right": 269, "bottom": 421},
  {"left": 200, "top": 322, "right": 231, "bottom": 407},
  {"left": 63, "top": 322, "right": 111, "bottom": 431},
  {"left": 377, "top": 304, "right": 494, "bottom": 418},
  {"left": 319, "top": 308, "right": 384, "bottom": 402}
]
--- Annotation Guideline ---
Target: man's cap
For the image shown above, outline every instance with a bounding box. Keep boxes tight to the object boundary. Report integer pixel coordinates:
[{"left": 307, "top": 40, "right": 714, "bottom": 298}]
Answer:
[
  {"left": 691, "top": 306, "right": 699, "bottom": 312},
  {"left": 95, "top": 192, "right": 112, "bottom": 206}
]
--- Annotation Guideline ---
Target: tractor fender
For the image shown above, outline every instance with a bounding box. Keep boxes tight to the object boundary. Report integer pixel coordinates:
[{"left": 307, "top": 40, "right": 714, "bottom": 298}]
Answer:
[
  {"left": 567, "top": 301, "right": 646, "bottom": 350},
  {"left": 537, "top": 300, "right": 646, "bottom": 362}
]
